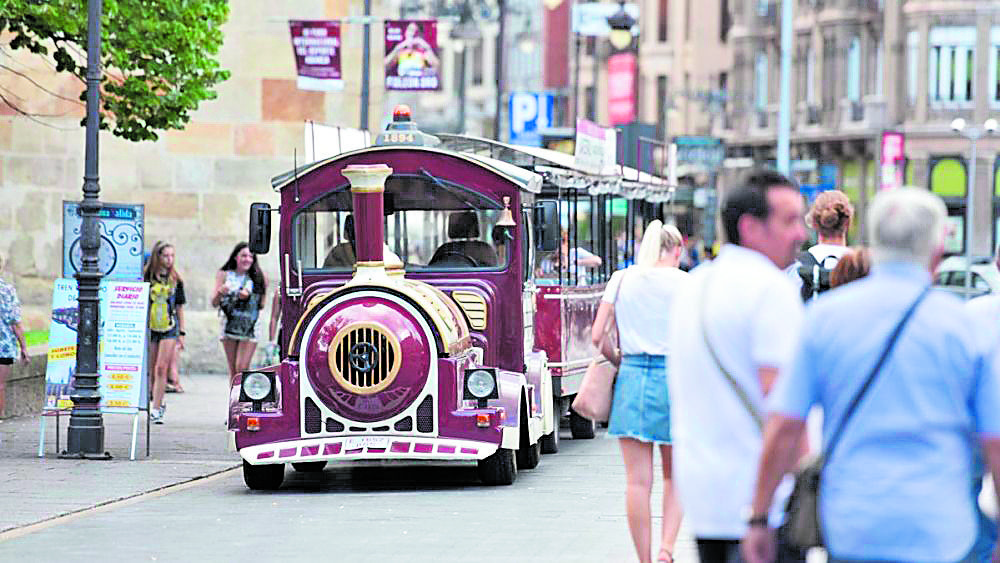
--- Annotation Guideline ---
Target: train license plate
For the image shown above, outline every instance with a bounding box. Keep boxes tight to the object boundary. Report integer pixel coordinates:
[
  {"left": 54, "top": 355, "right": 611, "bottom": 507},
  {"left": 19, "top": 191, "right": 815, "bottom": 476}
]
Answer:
[{"left": 344, "top": 436, "right": 389, "bottom": 450}]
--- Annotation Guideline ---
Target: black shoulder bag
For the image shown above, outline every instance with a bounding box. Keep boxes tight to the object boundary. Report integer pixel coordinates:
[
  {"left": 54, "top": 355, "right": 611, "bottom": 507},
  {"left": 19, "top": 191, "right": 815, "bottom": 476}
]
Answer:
[
  {"left": 220, "top": 276, "right": 261, "bottom": 340},
  {"left": 784, "top": 285, "right": 930, "bottom": 549}
]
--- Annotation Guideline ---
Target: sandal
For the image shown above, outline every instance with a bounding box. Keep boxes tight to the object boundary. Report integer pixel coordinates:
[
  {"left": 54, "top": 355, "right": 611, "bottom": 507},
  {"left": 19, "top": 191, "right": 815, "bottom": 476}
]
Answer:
[
  {"left": 165, "top": 383, "right": 177, "bottom": 393},
  {"left": 656, "top": 549, "right": 673, "bottom": 563}
]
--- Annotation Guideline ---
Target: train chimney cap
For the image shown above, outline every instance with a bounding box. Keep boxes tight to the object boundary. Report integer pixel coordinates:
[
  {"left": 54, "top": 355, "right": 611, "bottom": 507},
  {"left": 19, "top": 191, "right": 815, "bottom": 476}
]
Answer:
[{"left": 375, "top": 106, "right": 440, "bottom": 147}]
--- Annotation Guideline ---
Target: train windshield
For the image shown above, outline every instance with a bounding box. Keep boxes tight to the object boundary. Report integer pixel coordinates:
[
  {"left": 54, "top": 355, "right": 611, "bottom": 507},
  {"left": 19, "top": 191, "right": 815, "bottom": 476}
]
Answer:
[{"left": 294, "top": 174, "right": 511, "bottom": 271}]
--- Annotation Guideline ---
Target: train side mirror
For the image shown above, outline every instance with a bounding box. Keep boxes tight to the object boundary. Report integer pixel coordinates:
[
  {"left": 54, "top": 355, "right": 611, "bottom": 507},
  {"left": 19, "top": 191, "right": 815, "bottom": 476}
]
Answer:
[
  {"left": 249, "top": 202, "right": 272, "bottom": 255},
  {"left": 533, "top": 200, "right": 559, "bottom": 252}
]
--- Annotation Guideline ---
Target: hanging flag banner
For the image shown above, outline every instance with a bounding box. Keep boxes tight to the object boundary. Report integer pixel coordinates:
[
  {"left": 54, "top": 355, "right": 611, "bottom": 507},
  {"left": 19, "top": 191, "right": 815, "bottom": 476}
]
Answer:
[
  {"left": 44, "top": 279, "right": 149, "bottom": 413},
  {"left": 289, "top": 20, "right": 343, "bottom": 92},
  {"left": 384, "top": 20, "right": 441, "bottom": 91},
  {"left": 607, "top": 52, "right": 636, "bottom": 125}
]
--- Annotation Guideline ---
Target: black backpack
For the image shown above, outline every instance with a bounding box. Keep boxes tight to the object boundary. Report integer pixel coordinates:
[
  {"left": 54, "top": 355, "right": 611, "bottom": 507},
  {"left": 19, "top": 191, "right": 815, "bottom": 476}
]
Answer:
[{"left": 797, "top": 251, "right": 838, "bottom": 301}]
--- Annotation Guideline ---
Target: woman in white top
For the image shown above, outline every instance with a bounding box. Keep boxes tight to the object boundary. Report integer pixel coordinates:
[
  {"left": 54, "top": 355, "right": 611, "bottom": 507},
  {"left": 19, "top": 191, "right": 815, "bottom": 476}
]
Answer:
[
  {"left": 212, "top": 242, "right": 267, "bottom": 384},
  {"left": 592, "top": 221, "right": 688, "bottom": 563}
]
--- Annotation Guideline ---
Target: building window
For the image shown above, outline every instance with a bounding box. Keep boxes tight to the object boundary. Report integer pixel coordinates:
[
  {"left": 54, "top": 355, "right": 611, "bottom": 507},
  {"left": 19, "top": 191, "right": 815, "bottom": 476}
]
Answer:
[
  {"left": 805, "top": 44, "right": 815, "bottom": 104},
  {"left": 720, "top": 0, "right": 730, "bottom": 42},
  {"left": 990, "top": 27, "right": 1000, "bottom": 105},
  {"left": 659, "top": 0, "right": 669, "bottom": 42},
  {"left": 846, "top": 37, "right": 861, "bottom": 102},
  {"left": 471, "top": 40, "right": 483, "bottom": 85},
  {"left": 907, "top": 30, "right": 918, "bottom": 106},
  {"left": 822, "top": 36, "right": 835, "bottom": 110},
  {"left": 656, "top": 75, "right": 669, "bottom": 138},
  {"left": 754, "top": 53, "right": 768, "bottom": 110},
  {"left": 453, "top": 50, "right": 463, "bottom": 94},
  {"left": 929, "top": 26, "right": 975, "bottom": 104},
  {"left": 873, "top": 39, "right": 883, "bottom": 98},
  {"left": 930, "top": 156, "right": 967, "bottom": 198}
]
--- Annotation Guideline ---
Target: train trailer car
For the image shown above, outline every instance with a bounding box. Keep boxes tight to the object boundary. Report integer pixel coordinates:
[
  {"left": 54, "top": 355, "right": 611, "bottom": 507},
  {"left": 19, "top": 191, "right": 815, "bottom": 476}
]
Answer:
[{"left": 230, "top": 108, "right": 562, "bottom": 490}]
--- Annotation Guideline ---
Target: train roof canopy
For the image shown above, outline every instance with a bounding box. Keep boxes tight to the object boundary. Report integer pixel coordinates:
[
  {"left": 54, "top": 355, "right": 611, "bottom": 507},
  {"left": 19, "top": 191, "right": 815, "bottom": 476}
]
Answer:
[{"left": 270, "top": 145, "right": 543, "bottom": 194}]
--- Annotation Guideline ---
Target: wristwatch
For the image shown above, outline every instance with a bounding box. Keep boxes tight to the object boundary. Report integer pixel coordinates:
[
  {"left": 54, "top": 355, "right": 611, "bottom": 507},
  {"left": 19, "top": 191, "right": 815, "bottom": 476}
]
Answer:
[{"left": 741, "top": 506, "right": 769, "bottom": 528}]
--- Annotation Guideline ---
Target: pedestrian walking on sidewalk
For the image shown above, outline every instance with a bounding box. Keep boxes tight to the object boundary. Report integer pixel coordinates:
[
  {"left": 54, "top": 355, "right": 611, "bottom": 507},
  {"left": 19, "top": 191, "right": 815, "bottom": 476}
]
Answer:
[
  {"left": 0, "top": 251, "right": 29, "bottom": 417},
  {"left": 213, "top": 242, "right": 267, "bottom": 384},
  {"left": 743, "top": 187, "right": 1000, "bottom": 563},
  {"left": 667, "top": 169, "right": 808, "bottom": 562},
  {"left": 144, "top": 241, "right": 187, "bottom": 424},
  {"left": 593, "top": 220, "right": 687, "bottom": 563},
  {"left": 791, "top": 190, "right": 853, "bottom": 301}
]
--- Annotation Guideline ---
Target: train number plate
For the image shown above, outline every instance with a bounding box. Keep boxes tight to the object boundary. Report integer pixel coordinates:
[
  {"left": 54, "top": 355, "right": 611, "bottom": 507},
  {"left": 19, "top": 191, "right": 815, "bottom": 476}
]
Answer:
[{"left": 344, "top": 437, "right": 389, "bottom": 450}]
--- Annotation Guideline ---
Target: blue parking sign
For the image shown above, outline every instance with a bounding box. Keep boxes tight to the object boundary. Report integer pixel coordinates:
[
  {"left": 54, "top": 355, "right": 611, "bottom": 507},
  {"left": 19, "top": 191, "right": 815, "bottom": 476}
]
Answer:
[{"left": 509, "top": 92, "right": 553, "bottom": 147}]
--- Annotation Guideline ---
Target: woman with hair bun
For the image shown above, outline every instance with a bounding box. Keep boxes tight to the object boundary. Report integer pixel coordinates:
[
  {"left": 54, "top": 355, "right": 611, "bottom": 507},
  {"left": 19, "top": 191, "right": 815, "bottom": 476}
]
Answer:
[
  {"left": 591, "top": 220, "right": 687, "bottom": 563},
  {"left": 794, "top": 189, "right": 855, "bottom": 300}
]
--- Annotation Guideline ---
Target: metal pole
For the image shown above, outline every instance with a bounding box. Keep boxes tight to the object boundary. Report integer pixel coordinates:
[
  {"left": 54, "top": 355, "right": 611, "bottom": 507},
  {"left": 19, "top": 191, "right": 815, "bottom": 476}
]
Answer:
[
  {"left": 457, "top": 43, "right": 467, "bottom": 132},
  {"left": 776, "top": 0, "right": 793, "bottom": 175},
  {"left": 360, "top": 0, "right": 372, "bottom": 130},
  {"left": 573, "top": 32, "right": 582, "bottom": 125},
  {"left": 62, "top": 0, "right": 109, "bottom": 459},
  {"left": 964, "top": 133, "right": 977, "bottom": 298},
  {"left": 493, "top": 0, "right": 507, "bottom": 140}
]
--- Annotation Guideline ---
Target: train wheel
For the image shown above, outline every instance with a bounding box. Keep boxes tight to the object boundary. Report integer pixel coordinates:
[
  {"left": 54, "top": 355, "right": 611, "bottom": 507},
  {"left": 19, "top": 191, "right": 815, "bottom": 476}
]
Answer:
[
  {"left": 569, "top": 408, "right": 596, "bottom": 440},
  {"left": 540, "top": 426, "right": 560, "bottom": 454},
  {"left": 516, "top": 403, "right": 541, "bottom": 470},
  {"left": 292, "top": 461, "right": 328, "bottom": 472},
  {"left": 243, "top": 461, "right": 284, "bottom": 491},
  {"left": 477, "top": 448, "right": 517, "bottom": 485}
]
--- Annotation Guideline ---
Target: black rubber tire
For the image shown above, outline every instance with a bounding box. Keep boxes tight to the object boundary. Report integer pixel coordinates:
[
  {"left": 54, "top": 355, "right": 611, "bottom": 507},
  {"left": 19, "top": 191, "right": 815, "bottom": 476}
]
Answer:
[
  {"left": 243, "top": 460, "right": 284, "bottom": 490},
  {"left": 292, "top": 461, "right": 328, "bottom": 472},
  {"left": 516, "top": 403, "right": 541, "bottom": 470},
  {"left": 540, "top": 426, "right": 560, "bottom": 454},
  {"left": 477, "top": 448, "right": 517, "bottom": 485},
  {"left": 569, "top": 408, "right": 596, "bottom": 440}
]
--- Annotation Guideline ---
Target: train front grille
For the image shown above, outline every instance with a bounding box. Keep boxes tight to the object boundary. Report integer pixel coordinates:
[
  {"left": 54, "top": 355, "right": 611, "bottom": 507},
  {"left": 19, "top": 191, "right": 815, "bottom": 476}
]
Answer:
[{"left": 329, "top": 322, "right": 401, "bottom": 395}]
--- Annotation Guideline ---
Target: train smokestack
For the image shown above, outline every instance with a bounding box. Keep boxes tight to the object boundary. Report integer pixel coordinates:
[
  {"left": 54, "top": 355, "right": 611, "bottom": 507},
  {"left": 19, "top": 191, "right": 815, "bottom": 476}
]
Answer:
[{"left": 341, "top": 164, "right": 392, "bottom": 277}]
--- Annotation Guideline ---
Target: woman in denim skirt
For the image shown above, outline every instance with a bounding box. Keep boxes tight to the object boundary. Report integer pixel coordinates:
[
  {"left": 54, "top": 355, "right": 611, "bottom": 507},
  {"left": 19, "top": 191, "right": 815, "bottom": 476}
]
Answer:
[{"left": 593, "top": 221, "right": 689, "bottom": 563}]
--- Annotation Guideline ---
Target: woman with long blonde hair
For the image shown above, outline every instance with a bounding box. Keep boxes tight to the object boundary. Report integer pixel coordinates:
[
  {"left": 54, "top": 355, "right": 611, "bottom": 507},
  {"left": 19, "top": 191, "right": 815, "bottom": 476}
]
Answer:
[
  {"left": 143, "top": 241, "right": 186, "bottom": 424},
  {"left": 592, "top": 220, "right": 688, "bottom": 563}
]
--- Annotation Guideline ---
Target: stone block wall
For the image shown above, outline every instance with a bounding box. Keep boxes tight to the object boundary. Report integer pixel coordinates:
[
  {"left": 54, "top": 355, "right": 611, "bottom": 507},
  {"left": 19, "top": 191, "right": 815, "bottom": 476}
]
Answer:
[
  {"left": 1, "top": 349, "right": 47, "bottom": 419},
  {"left": 0, "top": 0, "right": 389, "bottom": 373}
]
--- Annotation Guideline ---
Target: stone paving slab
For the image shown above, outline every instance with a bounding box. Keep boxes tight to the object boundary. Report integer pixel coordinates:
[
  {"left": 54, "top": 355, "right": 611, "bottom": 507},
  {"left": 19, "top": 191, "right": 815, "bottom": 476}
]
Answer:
[{"left": 0, "top": 373, "right": 239, "bottom": 533}]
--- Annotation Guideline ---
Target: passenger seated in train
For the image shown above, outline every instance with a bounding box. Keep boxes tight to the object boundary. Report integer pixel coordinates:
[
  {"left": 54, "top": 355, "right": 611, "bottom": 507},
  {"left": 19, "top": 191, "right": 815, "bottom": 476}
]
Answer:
[
  {"left": 323, "top": 214, "right": 356, "bottom": 268},
  {"left": 429, "top": 210, "right": 498, "bottom": 267}
]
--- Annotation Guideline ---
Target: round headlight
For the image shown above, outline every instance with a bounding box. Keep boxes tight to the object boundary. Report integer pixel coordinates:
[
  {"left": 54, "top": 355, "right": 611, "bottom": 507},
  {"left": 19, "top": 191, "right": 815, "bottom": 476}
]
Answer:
[
  {"left": 243, "top": 372, "right": 272, "bottom": 401},
  {"left": 466, "top": 370, "right": 495, "bottom": 399}
]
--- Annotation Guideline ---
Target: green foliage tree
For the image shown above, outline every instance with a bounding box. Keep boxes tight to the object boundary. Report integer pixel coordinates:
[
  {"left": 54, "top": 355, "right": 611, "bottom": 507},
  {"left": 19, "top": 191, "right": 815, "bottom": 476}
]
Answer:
[{"left": 0, "top": 0, "right": 230, "bottom": 142}]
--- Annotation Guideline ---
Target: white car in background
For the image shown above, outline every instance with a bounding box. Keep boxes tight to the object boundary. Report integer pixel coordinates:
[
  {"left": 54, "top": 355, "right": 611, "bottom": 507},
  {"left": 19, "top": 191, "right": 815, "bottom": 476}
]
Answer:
[{"left": 934, "top": 256, "right": 1000, "bottom": 299}]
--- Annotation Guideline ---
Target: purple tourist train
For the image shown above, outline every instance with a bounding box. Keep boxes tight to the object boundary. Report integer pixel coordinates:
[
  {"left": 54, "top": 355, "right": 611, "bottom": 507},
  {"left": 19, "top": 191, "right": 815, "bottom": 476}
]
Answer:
[{"left": 232, "top": 106, "right": 669, "bottom": 490}]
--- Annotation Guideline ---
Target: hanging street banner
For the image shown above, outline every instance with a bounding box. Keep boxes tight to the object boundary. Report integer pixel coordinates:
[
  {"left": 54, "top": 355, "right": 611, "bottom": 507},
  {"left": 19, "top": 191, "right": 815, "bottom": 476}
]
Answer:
[
  {"left": 62, "top": 202, "right": 144, "bottom": 281},
  {"left": 384, "top": 20, "right": 441, "bottom": 91},
  {"left": 880, "top": 131, "right": 905, "bottom": 191},
  {"left": 44, "top": 279, "right": 149, "bottom": 413},
  {"left": 607, "top": 52, "right": 637, "bottom": 125},
  {"left": 289, "top": 20, "right": 343, "bottom": 92}
]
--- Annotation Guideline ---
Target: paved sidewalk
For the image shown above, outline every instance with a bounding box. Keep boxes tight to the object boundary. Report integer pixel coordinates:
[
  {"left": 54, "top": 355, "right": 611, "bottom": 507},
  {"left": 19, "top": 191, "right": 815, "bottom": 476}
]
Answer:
[{"left": 0, "top": 373, "right": 238, "bottom": 533}]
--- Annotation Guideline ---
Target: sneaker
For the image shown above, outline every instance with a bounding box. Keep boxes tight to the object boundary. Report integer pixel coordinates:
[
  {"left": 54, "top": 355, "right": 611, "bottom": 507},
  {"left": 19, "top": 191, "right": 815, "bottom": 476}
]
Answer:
[{"left": 151, "top": 408, "right": 164, "bottom": 424}]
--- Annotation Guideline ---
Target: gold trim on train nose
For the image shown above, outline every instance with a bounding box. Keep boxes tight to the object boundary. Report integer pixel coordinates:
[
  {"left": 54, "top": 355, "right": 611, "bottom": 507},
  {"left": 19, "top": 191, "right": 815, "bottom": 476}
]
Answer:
[{"left": 328, "top": 322, "right": 402, "bottom": 395}]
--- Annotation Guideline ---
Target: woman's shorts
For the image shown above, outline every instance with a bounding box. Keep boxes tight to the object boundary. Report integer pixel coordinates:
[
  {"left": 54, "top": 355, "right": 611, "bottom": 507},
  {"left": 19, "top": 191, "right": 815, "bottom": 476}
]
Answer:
[
  {"left": 607, "top": 353, "right": 672, "bottom": 444},
  {"left": 150, "top": 325, "right": 179, "bottom": 344}
]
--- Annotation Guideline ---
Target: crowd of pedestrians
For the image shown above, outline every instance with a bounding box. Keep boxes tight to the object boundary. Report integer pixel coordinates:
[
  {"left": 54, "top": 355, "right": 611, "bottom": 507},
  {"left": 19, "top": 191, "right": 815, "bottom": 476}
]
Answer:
[{"left": 592, "top": 168, "right": 1000, "bottom": 563}]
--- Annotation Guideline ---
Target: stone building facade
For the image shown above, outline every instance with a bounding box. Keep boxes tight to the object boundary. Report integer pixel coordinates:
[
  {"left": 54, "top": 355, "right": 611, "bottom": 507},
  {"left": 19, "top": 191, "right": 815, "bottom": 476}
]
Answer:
[
  {"left": 724, "top": 0, "right": 1000, "bottom": 253},
  {"left": 0, "top": 0, "right": 397, "bottom": 372}
]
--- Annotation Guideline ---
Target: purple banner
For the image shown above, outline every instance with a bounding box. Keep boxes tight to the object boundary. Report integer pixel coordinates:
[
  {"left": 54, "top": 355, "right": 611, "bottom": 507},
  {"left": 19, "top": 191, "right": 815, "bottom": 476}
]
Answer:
[
  {"left": 384, "top": 20, "right": 441, "bottom": 91},
  {"left": 289, "top": 20, "right": 343, "bottom": 91}
]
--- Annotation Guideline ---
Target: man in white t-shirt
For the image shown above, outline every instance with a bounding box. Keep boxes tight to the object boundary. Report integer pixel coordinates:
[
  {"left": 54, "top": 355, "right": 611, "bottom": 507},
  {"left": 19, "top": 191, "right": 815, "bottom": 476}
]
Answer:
[{"left": 668, "top": 169, "right": 807, "bottom": 562}]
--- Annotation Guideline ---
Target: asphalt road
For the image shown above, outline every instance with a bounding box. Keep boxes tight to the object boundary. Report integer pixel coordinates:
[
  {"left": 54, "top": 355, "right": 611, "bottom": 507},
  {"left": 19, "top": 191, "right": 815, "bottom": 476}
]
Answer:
[{"left": 0, "top": 424, "right": 702, "bottom": 562}]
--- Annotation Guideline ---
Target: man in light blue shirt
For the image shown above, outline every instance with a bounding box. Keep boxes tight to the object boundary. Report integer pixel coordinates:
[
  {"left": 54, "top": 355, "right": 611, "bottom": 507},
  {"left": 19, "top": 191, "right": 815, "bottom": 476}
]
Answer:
[{"left": 742, "top": 188, "right": 1000, "bottom": 563}]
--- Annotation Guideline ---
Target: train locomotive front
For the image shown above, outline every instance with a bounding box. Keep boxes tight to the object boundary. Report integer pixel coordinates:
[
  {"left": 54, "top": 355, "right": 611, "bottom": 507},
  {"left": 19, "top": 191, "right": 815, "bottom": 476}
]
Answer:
[{"left": 231, "top": 133, "right": 553, "bottom": 490}]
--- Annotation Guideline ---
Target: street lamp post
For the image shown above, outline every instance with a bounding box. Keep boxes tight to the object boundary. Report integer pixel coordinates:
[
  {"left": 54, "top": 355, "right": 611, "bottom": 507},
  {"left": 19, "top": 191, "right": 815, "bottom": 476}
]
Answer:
[
  {"left": 61, "top": 0, "right": 110, "bottom": 459},
  {"left": 951, "top": 117, "right": 998, "bottom": 299}
]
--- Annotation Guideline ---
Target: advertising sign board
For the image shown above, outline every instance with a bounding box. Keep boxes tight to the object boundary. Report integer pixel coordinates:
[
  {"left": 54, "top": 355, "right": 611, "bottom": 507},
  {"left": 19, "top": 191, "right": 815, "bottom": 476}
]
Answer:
[
  {"left": 62, "top": 202, "right": 144, "bottom": 281},
  {"left": 880, "top": 131, "right": 905, "bottom": 190},
  {"left": 574, "top": 119, "right": 616, "bottom": 175},
  {"left": 289, "top": 20, "right": 343, "bottom": 91},
  {"left": 571, "top": 2, "right": 639, "bottom": 36},
  {"left": 607, "top": 53, "right": 637, "bottom": 125}
]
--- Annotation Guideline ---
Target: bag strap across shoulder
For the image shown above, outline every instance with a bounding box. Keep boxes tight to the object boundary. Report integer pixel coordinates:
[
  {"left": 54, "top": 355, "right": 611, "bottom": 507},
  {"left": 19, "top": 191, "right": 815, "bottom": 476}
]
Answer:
[
  {"left": 820, "top": 285, "right": 930, "bottom": 467},
  {"left": 699, "top": 270, "right": 765, "bottom": 431}
]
